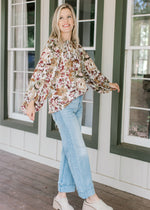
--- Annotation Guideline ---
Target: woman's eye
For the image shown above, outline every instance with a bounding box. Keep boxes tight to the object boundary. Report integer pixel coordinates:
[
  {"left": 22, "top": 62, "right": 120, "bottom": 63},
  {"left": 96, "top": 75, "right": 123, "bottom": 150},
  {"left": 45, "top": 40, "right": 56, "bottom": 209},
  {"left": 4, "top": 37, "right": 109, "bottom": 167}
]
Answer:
[
  {"left": 68, "top": 15, "right": 72, "bottom": 18},
  {"left": 59, "top": 16, "right": 63, "bottom": 20}
]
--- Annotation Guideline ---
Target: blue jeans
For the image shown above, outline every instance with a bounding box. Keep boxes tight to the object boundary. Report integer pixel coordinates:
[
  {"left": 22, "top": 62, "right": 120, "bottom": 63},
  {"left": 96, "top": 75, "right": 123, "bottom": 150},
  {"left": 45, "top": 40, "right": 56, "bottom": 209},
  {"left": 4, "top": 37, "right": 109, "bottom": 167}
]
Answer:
[{"left": 52, "top": 95, "right": 95, "bottom": 199}]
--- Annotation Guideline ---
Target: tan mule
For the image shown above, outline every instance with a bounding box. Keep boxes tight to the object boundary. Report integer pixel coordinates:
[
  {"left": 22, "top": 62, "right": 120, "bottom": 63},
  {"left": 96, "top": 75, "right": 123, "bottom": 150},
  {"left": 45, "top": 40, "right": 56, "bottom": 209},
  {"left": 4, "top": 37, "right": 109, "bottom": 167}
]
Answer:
[
  {"left": 53, "top": 196, "right": 74, "bottom": 210},
  {"left": 82, "top": 199, "right": 113, "bottom": 210}
]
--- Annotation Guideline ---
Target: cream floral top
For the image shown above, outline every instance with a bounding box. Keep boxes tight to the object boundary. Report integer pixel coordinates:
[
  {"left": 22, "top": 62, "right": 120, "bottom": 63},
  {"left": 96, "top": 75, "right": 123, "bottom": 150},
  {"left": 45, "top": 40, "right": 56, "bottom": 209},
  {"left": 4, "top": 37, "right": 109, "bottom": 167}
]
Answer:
[{"left": 21, "top": 38, "right": 112, "bottom": 114}]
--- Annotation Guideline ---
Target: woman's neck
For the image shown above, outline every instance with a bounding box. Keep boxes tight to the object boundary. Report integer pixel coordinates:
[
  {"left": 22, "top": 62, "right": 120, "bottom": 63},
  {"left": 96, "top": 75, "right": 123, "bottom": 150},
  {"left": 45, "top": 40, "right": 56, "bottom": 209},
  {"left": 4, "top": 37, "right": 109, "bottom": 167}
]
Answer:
[{"left": 61, "top": 33, "right": 71, "bottom": 41}]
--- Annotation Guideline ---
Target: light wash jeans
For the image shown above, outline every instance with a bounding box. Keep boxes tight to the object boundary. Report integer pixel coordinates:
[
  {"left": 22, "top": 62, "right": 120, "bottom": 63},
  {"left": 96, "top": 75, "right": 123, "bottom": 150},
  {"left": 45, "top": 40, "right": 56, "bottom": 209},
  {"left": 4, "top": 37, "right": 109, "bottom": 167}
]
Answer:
[{"left": 52, "top": 95, "right": 95, "bottom": 199}]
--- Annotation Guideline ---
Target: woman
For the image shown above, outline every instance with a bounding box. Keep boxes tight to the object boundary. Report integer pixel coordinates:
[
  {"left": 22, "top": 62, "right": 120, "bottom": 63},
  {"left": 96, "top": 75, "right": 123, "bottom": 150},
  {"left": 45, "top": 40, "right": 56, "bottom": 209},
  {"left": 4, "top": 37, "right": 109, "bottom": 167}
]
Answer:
[{"left": 21, "top": 3, "right": 120, "bottom": 210}]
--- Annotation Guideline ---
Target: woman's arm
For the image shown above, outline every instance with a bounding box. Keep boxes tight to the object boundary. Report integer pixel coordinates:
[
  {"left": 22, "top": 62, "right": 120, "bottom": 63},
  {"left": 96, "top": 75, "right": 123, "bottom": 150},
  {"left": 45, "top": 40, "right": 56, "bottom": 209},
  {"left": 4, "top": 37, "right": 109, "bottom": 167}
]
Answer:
[
  {"left": 108, "top": 82, "right": 120, "bottom": 93},
  {"left": 21, "top": 43, "right": 56, "bottom": 117},
  {"left": 79, "top": 46, "right": 120, "bottom": 93}
]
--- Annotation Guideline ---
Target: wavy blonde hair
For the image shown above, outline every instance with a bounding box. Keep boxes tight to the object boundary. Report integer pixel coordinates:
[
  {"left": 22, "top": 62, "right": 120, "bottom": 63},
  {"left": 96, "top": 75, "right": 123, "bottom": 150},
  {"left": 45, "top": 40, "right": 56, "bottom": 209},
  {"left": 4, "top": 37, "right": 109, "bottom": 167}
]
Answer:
[{"left": 49, "top": 3, "right": 79, "bottom": 47}]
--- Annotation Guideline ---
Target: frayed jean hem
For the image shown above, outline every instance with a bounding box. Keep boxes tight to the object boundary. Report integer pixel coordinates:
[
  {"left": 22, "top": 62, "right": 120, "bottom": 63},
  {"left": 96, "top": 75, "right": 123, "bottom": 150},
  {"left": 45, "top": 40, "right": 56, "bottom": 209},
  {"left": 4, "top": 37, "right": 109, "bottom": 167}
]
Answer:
[
  {"left": 78, "top": 187, "right": 95, "bottom": 199},
  {"left": 58, "top": 184, "right": 76, "bottom": 193}
]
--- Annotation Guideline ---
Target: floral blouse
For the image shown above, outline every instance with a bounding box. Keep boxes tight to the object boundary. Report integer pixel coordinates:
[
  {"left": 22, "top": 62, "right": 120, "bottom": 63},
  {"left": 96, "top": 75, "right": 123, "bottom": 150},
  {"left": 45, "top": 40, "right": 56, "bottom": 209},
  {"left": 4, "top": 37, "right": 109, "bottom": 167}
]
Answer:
[{"left": 21, "top": 38, "right": 112, "bottom": 114}]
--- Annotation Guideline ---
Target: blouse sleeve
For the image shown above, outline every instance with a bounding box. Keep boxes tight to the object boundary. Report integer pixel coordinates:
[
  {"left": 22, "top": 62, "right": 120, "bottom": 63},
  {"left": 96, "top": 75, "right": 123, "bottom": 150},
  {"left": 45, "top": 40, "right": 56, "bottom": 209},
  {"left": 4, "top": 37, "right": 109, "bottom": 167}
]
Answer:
[
  {"left": 79, "top": 45, "right": 112, "bottom": 93},
  {"left": 21, "top": 46, "right": 56, "bottom": 113}
]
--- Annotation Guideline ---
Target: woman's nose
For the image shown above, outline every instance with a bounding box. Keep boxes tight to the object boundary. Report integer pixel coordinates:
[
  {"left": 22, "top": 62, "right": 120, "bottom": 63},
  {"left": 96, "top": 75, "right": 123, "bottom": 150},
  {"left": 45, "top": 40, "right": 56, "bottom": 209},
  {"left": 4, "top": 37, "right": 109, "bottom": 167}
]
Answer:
[{"left": 63, "top": 18, "right": 69, "bottom": 23}]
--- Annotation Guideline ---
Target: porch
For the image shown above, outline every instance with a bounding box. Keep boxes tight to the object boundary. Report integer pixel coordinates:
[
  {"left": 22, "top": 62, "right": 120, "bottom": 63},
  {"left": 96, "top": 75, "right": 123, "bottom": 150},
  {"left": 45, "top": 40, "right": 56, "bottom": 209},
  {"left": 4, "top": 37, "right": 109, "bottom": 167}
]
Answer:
[{"left": 0, "top": 150, "right": 150, "bottom": 210}]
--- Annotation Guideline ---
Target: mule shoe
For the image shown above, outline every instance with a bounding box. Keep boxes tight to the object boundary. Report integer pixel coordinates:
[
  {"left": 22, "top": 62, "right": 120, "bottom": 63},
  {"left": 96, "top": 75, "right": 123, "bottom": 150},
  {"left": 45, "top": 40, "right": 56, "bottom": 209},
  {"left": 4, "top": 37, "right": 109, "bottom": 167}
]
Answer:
[
  {"left": 82, "top": 199, "right": 113, "bottom": 210},
  {"left": 53, "top": 196, "right": 74, "bottom": 210}
]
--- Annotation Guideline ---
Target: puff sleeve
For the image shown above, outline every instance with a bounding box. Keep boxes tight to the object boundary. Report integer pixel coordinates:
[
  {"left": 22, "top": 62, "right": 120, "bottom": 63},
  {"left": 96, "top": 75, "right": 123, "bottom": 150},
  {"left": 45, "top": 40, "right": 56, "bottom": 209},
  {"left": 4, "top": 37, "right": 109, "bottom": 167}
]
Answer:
[
  {"left": 79, "top": 45, "right": 112, "bottom": 93},
  {"left": 21, "top": 46, "right": 57, "bottom": 113}
]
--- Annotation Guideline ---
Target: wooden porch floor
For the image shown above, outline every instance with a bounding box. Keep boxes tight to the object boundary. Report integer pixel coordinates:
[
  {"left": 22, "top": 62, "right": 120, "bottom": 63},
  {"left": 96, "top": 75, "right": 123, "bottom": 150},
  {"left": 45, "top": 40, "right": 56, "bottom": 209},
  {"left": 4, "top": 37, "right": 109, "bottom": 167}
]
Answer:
[{"left": 0, "top": 150, "right": 150, "bottom": 210}]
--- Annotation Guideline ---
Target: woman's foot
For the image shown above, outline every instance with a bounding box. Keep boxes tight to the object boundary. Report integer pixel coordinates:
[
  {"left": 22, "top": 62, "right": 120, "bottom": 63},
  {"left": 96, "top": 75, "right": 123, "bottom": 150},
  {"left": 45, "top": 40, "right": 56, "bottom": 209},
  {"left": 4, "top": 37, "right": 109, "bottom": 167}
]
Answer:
[
  {"left": 53, "top": 192, "right": 74, "bottom": 210},
  {"left": 56, "top": 192, "right": 67, "bottom": 199},
  {"left": 82, "top": 193, "right": 113, "bottom": 210},
  {"left": 82, "top": 199, "right": 113, "bottom": 210},
  {"left": 86, "top": 193, "right": 100, "bottom": 203}
]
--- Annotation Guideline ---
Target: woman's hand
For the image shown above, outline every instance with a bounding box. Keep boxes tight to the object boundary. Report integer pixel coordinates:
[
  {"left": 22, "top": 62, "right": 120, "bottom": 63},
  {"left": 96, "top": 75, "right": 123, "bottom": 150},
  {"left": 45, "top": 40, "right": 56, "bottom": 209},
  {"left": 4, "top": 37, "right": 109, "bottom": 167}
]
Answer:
[
  {"left": 26, "top": 100, "right": 35, "bottom": 121},
  {"left": 109, "top": 83, "right": 120, "bottom": 93}
]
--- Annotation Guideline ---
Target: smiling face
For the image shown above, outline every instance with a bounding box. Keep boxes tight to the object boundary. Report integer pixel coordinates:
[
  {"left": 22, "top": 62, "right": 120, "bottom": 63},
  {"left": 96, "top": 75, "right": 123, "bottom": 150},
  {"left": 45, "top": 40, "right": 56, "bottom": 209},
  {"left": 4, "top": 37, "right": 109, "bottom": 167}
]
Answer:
[{"left": 58, "top": 8, "right": 74, "bottom": 39}]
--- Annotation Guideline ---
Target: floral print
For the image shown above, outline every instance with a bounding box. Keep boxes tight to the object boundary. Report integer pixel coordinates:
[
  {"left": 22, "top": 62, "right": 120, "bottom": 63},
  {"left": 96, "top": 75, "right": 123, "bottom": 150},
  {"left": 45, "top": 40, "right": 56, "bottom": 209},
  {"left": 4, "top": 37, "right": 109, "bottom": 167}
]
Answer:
[{"left": 21, "top": 38, "right": 112, "bottom": 114}]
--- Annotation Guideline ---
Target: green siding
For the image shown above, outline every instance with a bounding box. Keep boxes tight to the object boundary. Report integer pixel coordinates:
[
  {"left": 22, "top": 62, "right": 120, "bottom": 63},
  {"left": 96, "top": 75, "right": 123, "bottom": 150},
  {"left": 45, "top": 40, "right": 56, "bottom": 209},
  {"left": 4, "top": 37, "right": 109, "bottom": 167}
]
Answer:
[
  {"left": 0, "top": 0, "right": 8, "bottom": 123},
  {"left": 0, "top": 0, "right": 41, "bottom": 134},
  {"left": 110, "top": 0, "right": 150, "bottom": 162}
]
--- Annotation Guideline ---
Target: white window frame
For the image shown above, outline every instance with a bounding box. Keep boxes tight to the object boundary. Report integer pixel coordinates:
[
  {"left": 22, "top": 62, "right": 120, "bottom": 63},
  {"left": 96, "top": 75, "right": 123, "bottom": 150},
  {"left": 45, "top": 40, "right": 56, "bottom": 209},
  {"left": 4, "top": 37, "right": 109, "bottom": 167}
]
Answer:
[
  {"left": 122, "top": 0, "right": 150, "bottom": 148},
  {"left": 7, "top": 0, "right": 36, "bottom": 122}
]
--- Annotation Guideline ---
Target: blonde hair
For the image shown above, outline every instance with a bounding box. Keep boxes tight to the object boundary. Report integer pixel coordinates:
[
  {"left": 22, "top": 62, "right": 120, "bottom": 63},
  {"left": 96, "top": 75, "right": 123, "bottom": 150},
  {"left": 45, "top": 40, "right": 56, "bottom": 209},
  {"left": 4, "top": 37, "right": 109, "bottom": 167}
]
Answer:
[{"left": 49, "top": 3, "right": 79, "bottom": 47}]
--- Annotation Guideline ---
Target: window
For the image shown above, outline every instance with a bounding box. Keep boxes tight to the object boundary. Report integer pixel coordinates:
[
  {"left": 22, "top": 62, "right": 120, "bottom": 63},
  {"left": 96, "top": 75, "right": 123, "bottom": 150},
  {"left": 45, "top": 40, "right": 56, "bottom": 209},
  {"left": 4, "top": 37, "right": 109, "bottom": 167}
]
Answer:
[
  {"left": 123, "top": 0, "right": 150, "bottom": 147},
  {"left": 8, "top": 0, "right": 36, "bottom": 122},
  {"left": 110, "top": 0, "right": 150, "bottom": 162},
  {"left": 48, "top": 0, "right": 103, "bottom": 148},
  {"left": 0, "top": 0, "right": 40, "bottom": 133}
]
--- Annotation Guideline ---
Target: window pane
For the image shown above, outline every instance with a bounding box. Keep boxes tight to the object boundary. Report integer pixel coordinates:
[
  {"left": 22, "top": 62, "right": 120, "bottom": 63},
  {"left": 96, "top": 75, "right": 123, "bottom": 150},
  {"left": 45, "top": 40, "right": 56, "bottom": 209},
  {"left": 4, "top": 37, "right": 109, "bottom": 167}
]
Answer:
[
  {"left": 83, "top": 86, "right": 93, "bottom": 101},
  {"left": 11, "top": 7, "right": 35, "bottom": 48},
  {"left": 130, "top": 79, "right": 150, "bottom": 108},
  {"left": 12, "top": 4, "right": 22, "bottom": 26},
  {"left": 13, "top": 93, "right": 24, "bottom": 113},
  {"left": 14, "top": 51, "right": 24, "bottom": 71},
  {"left": 79, "top": 0, "right": 95, "bottom": 20},
  {"left": 131, "top": 17, "right": 150, "bottom": 46},
  {"left": 79, "top": 21, "right": 94, "bottom": 47},
  {"left": 11, "top": 27, "right": 24, "bottom": 48},
  {"left": 82, "top": 102, "right": 93, "bottom": 127},
  {"left": 12, "top": 0, "right": 21, "bottom": 3},
  {"left": 132, "top": 50, "right": 150, "bottom": 77},
  {"left": 11, "top": 26, "right": 34, "bottom": 48},
  {"left": 23, "top": 26, "right": 34, "bottom": 48},
  {"left": 65, "top": 0, "right": 77, "bottom": 14},
  {"left": 87, "top": 50, "right": 95, "bottom": 60},
  {"left": 28, "top": 51, "right": 35, "bottom": 71},
  {"left": 25, "top": 73, "right": 32, "bottom": 89},
  {"left": 24, "top": 2, "right": 35, "bottom": 25},
  {"left": 133, "top": 0, "right": 150, "bottom": 15},
  {"left": 129, "top": 109, "right": 150, "bottom": 139},
  {"left": 13, "top": 72, "right": 24, "bottom": 92}
]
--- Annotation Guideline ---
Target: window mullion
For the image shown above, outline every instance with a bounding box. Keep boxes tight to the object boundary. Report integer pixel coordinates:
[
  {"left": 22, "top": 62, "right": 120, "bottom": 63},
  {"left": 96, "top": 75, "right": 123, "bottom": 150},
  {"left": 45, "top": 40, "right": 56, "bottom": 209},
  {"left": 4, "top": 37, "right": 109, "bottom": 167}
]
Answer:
[
  {"left": 8, "top": 0, "right": 11, "bottom": 49},
  {"left": 9, "top": 51, "right": 14, "bottom": 117},
  {"left": 125, "top": 0, "right": 132, "bottom": 49},
  {"left": 34, "top": 0, "right": 36, "bottom": 50},
  {"left": 76, "top": 0, "right": 79, "bottom": 32},
  {"left": 21, "top": 1, "right": 23, "bottom": 48},
  {"left": 58, "top": 0, "right": 65, "bottom": 6},
  {"left": 78, "top": 19, "right": 95, "bottom": 22},
  {"left": 127, "top": 46, "right": 150, "bottom": 50},
  {"left": 94, "top": 0, "right": 97, "bottom": 50},
  {"left": 123, "top": 50, "right": 132, "bottom": 142}
]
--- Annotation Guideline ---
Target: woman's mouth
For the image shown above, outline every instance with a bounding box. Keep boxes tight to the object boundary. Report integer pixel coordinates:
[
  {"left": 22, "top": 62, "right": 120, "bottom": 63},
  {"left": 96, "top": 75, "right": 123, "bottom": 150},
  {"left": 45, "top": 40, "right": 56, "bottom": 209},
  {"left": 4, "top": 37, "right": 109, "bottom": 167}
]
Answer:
[{"left": 63, "top": 24, "right": 70, "bottom": 28}]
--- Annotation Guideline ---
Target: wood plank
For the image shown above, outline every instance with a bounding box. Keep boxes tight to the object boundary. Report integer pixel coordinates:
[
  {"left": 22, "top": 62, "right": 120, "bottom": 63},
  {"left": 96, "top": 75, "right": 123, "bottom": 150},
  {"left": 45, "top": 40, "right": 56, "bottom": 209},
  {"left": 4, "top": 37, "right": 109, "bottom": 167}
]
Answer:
[{"left": 0, "top": 150, "right": 150, "bottom": 210}]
